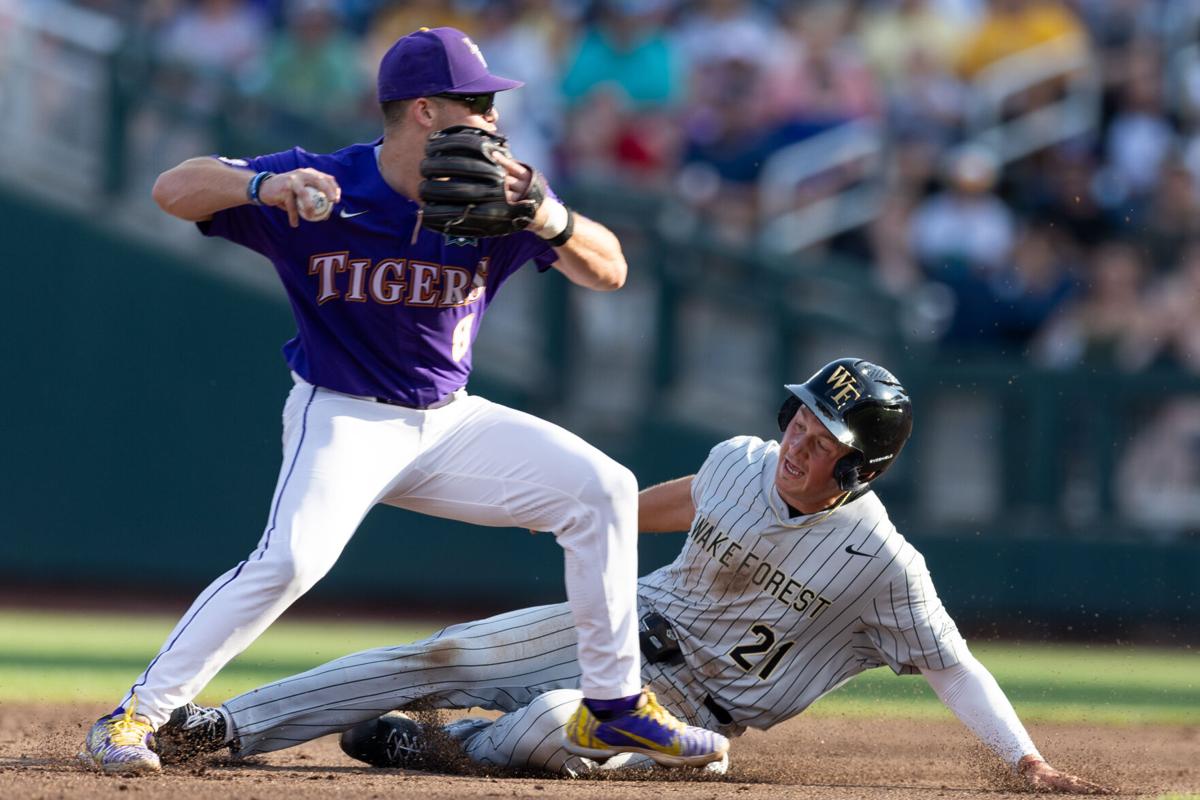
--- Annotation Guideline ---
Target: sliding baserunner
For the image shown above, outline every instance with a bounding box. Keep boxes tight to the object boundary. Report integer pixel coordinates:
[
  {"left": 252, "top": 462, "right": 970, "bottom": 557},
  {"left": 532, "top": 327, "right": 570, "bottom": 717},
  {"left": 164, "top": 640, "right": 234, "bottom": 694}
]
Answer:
[{"left": 158, "top": 359, "right": 1109, "bottom": 793}]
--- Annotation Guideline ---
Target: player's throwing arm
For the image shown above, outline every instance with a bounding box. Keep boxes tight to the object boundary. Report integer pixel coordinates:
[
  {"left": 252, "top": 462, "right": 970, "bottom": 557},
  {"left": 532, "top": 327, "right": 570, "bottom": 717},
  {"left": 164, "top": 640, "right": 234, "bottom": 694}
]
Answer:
[{"left": 152, "top": 160, "right": 341, "bottom": 228}]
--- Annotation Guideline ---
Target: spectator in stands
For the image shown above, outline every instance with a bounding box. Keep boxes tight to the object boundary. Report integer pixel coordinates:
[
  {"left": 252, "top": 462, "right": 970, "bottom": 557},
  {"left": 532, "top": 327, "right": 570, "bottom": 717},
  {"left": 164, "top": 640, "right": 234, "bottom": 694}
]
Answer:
[
  {"left": 883, "top": 47, "right": 969, "bottom": 150},
  {"left": 682, "top": 54, "right": 772, "bottom": 174},
  {"left": 987, "top": 223, "right": 1077, "bottom": 345},
  {"left": 921, "top": 220, "right": 1076, "bottom": 346},
  {"left": 559, "top": 0, "right": 682, "bottom": 182},
  {"left": 868, "top": 191, "right": 924, "bottom": 295},
  {"left": 674, "top": 55, "right": 772, "bottom": 238},
  {"left": 560, "top": 89, "right": 634, "bottom": 182},
  {"left": 956, "top": 0, "right": 1089, "bottom": 81},
  {"left": 245, "top": 0, "right": 366, "bottom": 122},
  {"left": 1075, "top": 0, "right": 1167, "bottom": 64},
  {"left": 1140, "top": 160, "right": 1200, "bottom": 271},
  {"left": 1101, "top": 40, "right": 1177, "bottom": 209},
  {"left": 156, "top": 0, "right": 267, "bottom": 78},
  {"left": 860, "top": 0, "right": 968, "bottom": 149},
  {"left": 910, "top": 144, "right": 1016, "bottom": 276},
  {"left": 675, "top": 0, "right": 881, "bottom": 245},
  {"left": 474, "top": 0, "right": 563, "bottom": 181},
  {"left": 762, "top": 1, "right": 880, "bottom": 131},
  {"left": 561, "top": 0, "right": 679, "bottom": 110},
  {"left": 671, "top": 0, "right": 783, "bottom": 76},
  {"left": 1021, "top": 147, "right": 1111, "bottom": 248},
  {"left": 860, "top": 0, "right": 965, "bottom": 85},
  {"left": 1123, "top": 240, "right": 1200, "bottom": 372},
  {"left": 1034, "top": 240, "right": 1152, "bottom": 370}
]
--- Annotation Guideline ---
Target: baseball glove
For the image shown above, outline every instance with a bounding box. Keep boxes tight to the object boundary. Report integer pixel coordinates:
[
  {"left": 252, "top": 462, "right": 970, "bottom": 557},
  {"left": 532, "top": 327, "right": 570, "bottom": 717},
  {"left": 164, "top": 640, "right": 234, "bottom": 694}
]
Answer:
[{"left": 418, "top": 125, "right": 547, "bottom": 238}]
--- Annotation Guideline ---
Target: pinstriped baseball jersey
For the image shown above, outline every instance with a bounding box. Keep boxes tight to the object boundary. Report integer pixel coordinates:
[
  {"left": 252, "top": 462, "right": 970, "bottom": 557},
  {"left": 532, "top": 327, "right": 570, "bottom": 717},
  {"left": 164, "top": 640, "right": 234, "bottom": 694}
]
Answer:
[
  {"left": 217, "top": 434, "right": 967, "bottom": 772},
  {"left": 638, "top": 435, "right": 968, "bottom": 731}
]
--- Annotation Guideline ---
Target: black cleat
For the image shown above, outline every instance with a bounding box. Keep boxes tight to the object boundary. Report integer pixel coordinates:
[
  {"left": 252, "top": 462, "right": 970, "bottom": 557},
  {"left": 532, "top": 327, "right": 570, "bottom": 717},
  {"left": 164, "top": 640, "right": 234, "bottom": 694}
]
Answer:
[
  {"left": 154, "top": 703, "right": 230, "bottom": 764},
  {"left": 339, "top": 712, "right": 427, "bottom": 769},
  {"left": 340, "top": 713, "right": 493, "bottom": 770}
]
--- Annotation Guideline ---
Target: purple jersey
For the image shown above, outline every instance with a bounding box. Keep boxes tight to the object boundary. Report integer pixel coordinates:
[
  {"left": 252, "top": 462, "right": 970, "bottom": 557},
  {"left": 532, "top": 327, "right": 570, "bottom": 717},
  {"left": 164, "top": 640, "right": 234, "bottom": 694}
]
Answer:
[{"left": 199, "top": 141, "right": 557, "bottom": 407}]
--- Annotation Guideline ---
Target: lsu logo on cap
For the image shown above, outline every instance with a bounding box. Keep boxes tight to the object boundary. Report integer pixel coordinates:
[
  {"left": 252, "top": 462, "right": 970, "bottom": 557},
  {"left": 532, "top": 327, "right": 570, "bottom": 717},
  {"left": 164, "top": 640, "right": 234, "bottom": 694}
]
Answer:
[
  {"left": 462, "top": 36, "right": 487, "bottom": 67},
  {"left": 825, "top": 365, "right": 862, "bottom": 408}
]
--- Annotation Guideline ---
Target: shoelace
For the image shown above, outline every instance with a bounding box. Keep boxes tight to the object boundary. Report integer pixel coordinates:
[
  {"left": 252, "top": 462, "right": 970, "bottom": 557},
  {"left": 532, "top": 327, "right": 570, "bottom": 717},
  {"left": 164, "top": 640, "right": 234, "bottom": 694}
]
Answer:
[
  {"left": 631, "top": 691, "right": 686, "bottom": 734},
  {"left": 183, "top": 706, "right": 224, "bottom": 734},
  {"left": 109, "top": 699, "right": 151, "bottom": 746},
  {"left": 385, "top": 727, "right": 422, "bottom": 762}
]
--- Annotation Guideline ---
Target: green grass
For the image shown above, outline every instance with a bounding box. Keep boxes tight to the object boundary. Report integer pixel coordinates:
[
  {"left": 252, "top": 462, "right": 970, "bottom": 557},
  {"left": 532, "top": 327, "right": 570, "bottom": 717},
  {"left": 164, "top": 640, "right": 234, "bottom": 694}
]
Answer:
[
  {"left": 0, "top": 608, "right": 438, "bottom": 705},
  {"left": 809, "top": 641, "right": 1199, "bottom": 724},
  {"left": 0, "top": 609, "right": 1195, "bottom": 724}
]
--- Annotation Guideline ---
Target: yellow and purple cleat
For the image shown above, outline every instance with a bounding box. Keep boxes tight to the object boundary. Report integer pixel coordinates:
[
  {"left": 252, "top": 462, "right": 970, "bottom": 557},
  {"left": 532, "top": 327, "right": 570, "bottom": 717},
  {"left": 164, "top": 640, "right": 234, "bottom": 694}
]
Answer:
[
  {"left": 79, "top": 704, "right": 161, "bottom": 775},
  {"left": 563, "top": 689, "right": 729, "bottom": 768}
]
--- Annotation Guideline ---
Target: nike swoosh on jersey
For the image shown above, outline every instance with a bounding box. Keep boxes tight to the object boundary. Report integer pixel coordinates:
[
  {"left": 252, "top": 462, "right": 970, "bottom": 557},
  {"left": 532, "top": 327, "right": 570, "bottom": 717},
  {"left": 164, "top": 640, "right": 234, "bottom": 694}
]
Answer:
[
  {"left": 339, "top": 208, "right": 368, "bottom": 218},
  {"left": 844, "top": 544, "right": 876, "bottom": 557}
]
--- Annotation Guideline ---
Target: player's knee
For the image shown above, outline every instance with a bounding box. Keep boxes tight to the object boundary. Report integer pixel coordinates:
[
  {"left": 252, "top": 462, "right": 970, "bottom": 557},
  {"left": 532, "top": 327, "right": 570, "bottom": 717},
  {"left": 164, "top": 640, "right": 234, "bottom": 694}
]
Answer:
[
  {"left": 574, "top": 458, "right": 638, "bottom": 522},
  {"left": 608, "top": 463, "right": 639, "bottom": 511},
  {"left": 524, "top": 689, "right": 582, "bottom": 725},
  {"left": 419, "top": 636, "right": 470, "bottom": 668},
  {"left": 251, "top": 548, "right": 328, "bottom": 599},
  {"left": 506, "top": 690, "right": 583, "bottom": 772}
]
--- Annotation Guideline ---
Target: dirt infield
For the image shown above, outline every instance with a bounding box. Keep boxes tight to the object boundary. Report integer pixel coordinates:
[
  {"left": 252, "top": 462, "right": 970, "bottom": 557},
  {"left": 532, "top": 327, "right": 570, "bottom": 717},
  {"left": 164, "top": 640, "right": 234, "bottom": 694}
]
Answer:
[{"left": 2, "top": 703, "right": 1195, "bottom": 799}]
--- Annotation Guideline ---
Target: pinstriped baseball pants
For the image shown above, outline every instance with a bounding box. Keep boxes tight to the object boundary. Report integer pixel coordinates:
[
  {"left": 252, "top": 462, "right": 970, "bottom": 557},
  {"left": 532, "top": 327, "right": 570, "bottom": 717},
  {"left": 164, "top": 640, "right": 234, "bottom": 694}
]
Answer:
[{"left": 224, "top": 602, "right": 726, "bottom": 773}]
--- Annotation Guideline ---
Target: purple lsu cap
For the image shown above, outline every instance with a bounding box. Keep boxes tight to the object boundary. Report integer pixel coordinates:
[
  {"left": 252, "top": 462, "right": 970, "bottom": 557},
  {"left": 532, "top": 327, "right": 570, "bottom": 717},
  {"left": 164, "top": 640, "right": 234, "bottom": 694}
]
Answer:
[{"left": 378, "top": 27, "right": 523, "bottom": 102}]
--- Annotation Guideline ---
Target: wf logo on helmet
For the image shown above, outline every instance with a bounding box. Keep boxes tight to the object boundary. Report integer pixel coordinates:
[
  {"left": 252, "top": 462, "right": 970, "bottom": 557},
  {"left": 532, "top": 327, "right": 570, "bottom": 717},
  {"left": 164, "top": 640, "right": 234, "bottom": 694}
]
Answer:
[{"left": 825, "top": 365, "right": 862, "bottom": 408}]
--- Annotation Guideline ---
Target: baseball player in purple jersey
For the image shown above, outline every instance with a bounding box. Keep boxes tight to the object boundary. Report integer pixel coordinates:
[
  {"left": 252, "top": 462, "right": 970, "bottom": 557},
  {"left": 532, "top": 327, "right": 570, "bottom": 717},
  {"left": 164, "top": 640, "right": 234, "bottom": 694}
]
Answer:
[
  {"left": 80, "top": 27, "right": 727, "bottom": 774},
  {"left": 155, "top": 359, "right": 1109, "bottom": 794}
]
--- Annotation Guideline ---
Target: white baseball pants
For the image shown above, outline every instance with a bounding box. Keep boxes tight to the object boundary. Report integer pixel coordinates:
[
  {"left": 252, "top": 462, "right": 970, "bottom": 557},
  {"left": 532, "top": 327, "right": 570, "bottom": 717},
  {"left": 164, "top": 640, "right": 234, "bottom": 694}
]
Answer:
[{"left": 123, "top": 374, "right": 641, "bottom": 726}]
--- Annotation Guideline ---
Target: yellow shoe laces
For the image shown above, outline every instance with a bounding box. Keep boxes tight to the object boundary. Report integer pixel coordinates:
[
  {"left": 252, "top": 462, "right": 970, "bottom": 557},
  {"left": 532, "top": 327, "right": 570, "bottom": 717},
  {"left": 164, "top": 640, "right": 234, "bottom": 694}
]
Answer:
[
  {"left": 633, "top": 690, "right": 685, "bottom": 734},
  {"left": 109, "top": 697, "right": 152, "bottom": 746}
]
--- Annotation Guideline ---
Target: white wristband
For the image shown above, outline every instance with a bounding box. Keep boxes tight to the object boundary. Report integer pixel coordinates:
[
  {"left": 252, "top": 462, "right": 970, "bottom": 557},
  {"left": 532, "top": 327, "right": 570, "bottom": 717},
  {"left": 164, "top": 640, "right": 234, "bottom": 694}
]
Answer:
[{"left": 536, "top": 199, "right": 569, "bottom": 240}]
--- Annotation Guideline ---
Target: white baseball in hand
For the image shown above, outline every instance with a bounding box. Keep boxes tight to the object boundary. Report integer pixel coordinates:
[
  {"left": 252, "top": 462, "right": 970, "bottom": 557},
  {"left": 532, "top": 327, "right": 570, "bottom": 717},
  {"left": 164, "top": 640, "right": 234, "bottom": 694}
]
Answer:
[{"left": 301, "top": 186, "right": 332, "bottom": 222}]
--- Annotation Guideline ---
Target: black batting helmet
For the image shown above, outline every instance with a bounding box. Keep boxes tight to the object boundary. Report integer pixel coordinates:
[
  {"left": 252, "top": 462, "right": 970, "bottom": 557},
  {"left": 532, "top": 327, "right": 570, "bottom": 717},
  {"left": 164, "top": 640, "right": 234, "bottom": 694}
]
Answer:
[{"left": 777, "top": 358, "right": 913, "bottom": 491}]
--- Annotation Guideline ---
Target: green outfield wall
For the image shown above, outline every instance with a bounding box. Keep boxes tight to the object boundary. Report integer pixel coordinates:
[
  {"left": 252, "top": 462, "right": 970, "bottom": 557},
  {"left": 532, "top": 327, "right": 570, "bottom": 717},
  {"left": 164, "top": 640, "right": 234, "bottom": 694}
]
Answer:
[{"left": 1, "top": 188, "right": 1197, "bottom": 636}]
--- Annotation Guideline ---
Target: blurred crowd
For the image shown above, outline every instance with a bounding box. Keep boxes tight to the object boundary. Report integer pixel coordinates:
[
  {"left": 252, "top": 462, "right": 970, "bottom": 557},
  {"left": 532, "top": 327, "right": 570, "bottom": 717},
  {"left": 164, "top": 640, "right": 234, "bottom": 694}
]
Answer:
[
  {"left": 4, "top": 0, "right": 1182, "bottom": 359},
  {"left": 9, "top": 0, "right": 1200, "bottom": 530},
  {"left": 48, "top": 0, "right": 1200, "bottom": 371}
]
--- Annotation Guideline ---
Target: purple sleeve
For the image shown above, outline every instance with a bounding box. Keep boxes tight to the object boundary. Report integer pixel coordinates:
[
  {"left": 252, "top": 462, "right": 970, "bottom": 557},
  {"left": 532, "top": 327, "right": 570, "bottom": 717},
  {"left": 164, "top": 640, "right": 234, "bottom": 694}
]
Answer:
[
  {"left": 532, "top": 239, "right": 558, "bottom": 273},
  {"left": 195, "top": 149, "right": 305, "bottom": 258},
  {"left": 486, "top": 229, "right": 557, "bottom": 280},
  {"left": 499, "top": 179, "right": 565, "bottom": 274}
]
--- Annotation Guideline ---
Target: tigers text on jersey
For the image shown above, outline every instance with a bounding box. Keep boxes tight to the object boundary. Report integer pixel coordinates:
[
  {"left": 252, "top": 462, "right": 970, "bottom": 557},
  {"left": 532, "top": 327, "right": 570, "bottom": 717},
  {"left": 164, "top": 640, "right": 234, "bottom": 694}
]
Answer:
[
  {"left": 200, "top": 143, "right": 556, "bottom": 408},
  {"left": 637, "top": 435, "right": 968, "bottom": 731}
]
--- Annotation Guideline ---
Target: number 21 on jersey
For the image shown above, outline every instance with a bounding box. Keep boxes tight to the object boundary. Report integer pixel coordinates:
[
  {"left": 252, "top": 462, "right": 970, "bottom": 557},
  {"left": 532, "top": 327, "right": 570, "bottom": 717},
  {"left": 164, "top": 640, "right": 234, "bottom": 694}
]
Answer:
[{"left": 729, "top": 623, "right": 794, "bottom": 680}]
